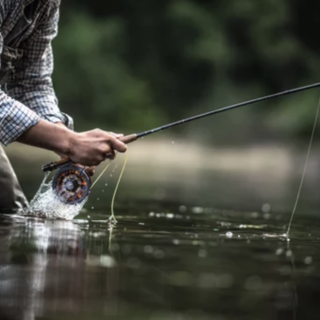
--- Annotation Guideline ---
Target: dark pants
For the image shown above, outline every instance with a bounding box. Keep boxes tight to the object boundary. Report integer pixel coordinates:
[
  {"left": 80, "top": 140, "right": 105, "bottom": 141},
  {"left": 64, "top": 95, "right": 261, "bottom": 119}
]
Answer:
[{"left": 0, "top": 146, "right": 28, "bottom": 213}]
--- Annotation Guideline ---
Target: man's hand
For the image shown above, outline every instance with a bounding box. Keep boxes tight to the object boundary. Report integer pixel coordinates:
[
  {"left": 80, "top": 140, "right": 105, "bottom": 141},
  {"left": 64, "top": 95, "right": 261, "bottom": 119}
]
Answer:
[
  {"left": 67, "top": 129, "right": 127, "bottom": 166},
  {"left": 54, "top": 122, "right": 96, "bottom": 176},
  {"left": 17, "top": 119, "right": 127, "bottom": 167}
]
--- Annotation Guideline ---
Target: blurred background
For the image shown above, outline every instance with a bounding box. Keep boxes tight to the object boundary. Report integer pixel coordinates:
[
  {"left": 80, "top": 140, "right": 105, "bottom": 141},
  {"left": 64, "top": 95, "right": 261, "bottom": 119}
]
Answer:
[
  {"left": 6, "top": 0, "right": 320, "bottom": 214},
  {"left": 53, "top": 0, "right": 320, "bottom": 141}
]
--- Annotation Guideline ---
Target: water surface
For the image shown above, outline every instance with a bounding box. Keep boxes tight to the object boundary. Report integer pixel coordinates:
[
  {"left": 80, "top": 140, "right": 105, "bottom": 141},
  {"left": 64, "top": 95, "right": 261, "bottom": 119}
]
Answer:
[
  {"left": 1, "top": 203, "right": 320, "bottom": 320},
  {"left": 3, "top": 144, "right": 320, "bottom": 319}
]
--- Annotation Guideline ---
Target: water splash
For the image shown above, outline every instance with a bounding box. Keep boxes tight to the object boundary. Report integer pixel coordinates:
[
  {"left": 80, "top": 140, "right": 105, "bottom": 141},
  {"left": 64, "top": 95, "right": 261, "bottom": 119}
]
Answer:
[
  {"left": 23, "top": 172, "right": 87, "bottom": 220},
  {"left": 23, "top": 152, "right": 128, "bottom": 221}
]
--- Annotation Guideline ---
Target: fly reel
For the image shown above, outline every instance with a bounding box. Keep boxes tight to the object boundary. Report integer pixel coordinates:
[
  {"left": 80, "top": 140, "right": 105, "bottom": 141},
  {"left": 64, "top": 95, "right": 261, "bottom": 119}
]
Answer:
[{"left": 52, "top": 164, "right": 91, "bottom": 204}]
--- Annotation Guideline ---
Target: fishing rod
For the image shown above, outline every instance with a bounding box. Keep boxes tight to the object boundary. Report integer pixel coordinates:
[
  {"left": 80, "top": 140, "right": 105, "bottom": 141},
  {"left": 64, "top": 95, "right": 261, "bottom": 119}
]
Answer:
[{"left": 43, "top": 82, "right": 320, "bottom": 204}]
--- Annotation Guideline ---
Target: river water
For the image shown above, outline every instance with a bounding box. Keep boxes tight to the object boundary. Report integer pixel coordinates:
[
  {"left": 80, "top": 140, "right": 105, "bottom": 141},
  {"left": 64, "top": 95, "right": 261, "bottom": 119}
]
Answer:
[{"left": 1, "top": 143, "right": 320, "bottom": 320}]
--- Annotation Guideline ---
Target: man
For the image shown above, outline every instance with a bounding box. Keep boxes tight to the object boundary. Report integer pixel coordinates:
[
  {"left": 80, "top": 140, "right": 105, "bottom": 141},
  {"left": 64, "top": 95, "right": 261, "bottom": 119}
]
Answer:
[{"left": 0, "top": 0, "right": 127, "bottom": 213}]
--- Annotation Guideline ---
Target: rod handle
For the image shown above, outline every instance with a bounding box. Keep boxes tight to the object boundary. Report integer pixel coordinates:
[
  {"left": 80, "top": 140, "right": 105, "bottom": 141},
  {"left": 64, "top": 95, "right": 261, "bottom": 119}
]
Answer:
[
  {"left": 42, "top": 133, "right": 138, "bottom": 172},
  {"left": 42, "top": 157, "right": 72, "bottom": 172},
  {"left": 119, "top": 133, "right": 137, "bottom": 144}
]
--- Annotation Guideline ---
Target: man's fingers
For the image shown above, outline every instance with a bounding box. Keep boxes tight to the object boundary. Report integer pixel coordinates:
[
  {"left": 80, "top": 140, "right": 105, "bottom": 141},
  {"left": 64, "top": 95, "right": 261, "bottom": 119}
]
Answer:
[
  {"left": 73, "top": 164, "right": 96, "bottom": 176},
  {"left": 86, "top": 166, "right": 96, "bottom": 176},
  {"left": 109, "top": 136, "right": 127, "bottom": 153},
  {"left": 68, "top": 130, "right": 128, "bottom": 167},
  {"left": 105, "top": 150, "right": 116, "bottom": 160},
  {"left": 110, "top": 132, "right": 124, "bottom": 138}
]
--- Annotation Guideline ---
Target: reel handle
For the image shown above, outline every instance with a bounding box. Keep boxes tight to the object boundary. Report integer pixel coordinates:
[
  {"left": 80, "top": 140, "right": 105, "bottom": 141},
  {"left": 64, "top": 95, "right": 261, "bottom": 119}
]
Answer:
[{"left": 42, "top": 133, "right": 138, "bottom": 172}]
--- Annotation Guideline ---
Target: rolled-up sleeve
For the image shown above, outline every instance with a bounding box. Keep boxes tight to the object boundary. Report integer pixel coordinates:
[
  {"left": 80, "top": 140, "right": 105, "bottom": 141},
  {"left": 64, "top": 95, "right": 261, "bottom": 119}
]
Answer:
[
  {"left": 0, "top": 92, "right": 39, "bottom": 145},
  {"left": 0, "top": 25, "right": 40, "bottom": 145},
  {"left": 6, "top": 1, "right": 73, "bottom": 131}
]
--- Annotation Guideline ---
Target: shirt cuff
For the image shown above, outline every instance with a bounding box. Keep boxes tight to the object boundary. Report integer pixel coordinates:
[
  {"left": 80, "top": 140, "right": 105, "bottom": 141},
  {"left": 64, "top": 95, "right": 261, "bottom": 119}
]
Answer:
[
  {"left": 42, "top": 112, "right": 74, "bottom": 131},
  {"left": 0, "top": 103, "right": 40, "bottom": 145}
]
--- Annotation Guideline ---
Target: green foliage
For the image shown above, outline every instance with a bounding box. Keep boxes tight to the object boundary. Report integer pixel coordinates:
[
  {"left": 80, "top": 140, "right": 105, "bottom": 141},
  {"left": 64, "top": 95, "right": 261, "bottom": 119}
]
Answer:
[
  {"left": 53, "top": 12, "right": 164, "bottom": 132},
  {"left": 52, "top": 1, "right": 320, "bottom": 141}
]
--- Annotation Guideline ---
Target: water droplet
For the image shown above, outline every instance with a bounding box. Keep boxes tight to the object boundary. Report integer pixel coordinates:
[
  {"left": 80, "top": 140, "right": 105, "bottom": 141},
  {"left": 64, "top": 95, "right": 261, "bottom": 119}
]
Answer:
[
  {"left": 192, "top": 207, "right": 204, "bottom": 214},
  {"left": 173, "top": 239, "right": 180, "bottom": 245},
  {"left": 263, "top": 213, "right": 271, "bottom": 220},
  {"left": 97, "top": 198, "right": 100, "bottom": 201},
  {"left": 286, "top": 250, "right": 292, "bottom": 257},
  {"left": 198, "top": 249, "right": 207, "bottom": 258},
  {"left": 110, "top": 174, "right": 113, "bottom": 177},
  {"left": 154, "top": 250, "right": 165, "bottom": 259},
  {"left": 100, "top": 255, "right": 116, "bottom": 268},
  {"left": 262, "top": 203, "right": 271, "bottom": 213},
  {"left": 172, "top": 141, "right": 175, "bottom": 144},
  {"left": 144, "top": 245, "right": 153, "bottom": 254},
  {"left": 91, "top": 207, "right": 94, "bottom": 210},
  {"left": 304, "top": 256, "right": 313, "bottom": 265},
  {"left": 251, "top": 212, "right": 259, "bottom": 218},
  {"left": 105, "top": 183, "right": 108, "bottom": 186},
  {"left": 226, "top": 232, "right": 233, "bottom": 238},
  {"left": 179, "top": 205, "right": 187, "bottom": 213},
  {"left": 275, "top": 248, "right": 283, "bottom": 255}
]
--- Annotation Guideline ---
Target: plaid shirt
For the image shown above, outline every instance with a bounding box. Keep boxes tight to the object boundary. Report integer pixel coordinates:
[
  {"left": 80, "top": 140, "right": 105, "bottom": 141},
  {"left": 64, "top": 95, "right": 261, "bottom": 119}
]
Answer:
[{"left": 0, "top": 0, "right": 73, "bottom": 146}]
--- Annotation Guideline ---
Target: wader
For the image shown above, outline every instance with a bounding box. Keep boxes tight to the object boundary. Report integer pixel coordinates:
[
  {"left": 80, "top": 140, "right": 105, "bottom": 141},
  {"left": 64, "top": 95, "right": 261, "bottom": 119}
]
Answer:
[{"left": 0, "top": 0, "right": 40, "bottom": 213}]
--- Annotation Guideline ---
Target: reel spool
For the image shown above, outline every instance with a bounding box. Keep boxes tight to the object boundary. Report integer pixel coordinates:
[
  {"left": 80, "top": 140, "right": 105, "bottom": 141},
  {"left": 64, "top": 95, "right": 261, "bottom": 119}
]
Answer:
[{"left": 52, "top": 164, "right": 91, "bottom": 204}]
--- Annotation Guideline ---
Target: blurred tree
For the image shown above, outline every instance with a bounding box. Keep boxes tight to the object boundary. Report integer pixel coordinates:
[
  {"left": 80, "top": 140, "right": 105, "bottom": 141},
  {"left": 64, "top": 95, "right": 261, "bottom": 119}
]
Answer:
[{"left": 52, "top": 0, "right": 320, "bottom": 141}]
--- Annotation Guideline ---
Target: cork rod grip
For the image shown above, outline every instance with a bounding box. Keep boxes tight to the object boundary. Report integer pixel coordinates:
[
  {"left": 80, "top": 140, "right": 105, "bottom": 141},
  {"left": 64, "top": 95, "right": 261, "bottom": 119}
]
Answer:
[{"left": 119, "top": 133, "right": 138, "bottom": 144}]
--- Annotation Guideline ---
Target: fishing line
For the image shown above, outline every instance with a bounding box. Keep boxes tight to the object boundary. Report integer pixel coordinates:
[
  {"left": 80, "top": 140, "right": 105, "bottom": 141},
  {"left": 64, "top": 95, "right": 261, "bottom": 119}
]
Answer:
[
  {"left": 87, "top": 151, "right": 128, "bottom": 222},
  {"left": 90, "top": 162, "right": 113, "bottom": 189},
  {"left": 110, "top": 151, "right": 128, "bottom": 222},
  {"left": 286, "top": 95, "right": 320, "bottom": 236}
]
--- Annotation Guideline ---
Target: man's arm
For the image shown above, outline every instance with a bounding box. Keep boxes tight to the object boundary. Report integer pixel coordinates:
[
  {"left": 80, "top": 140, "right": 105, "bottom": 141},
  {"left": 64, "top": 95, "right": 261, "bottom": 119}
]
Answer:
[
  {"left": 0, "top": 96, "right": 127, "bottom": 166},
  {"left": 17, "top": 119, "right": 127, "bottom": 166}
]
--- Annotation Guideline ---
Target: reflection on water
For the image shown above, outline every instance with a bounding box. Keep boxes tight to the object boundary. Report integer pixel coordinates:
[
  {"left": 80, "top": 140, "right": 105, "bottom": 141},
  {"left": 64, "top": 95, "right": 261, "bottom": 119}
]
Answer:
[{"left": 1, "top": 205, "right": 320, "bottom": 320}]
